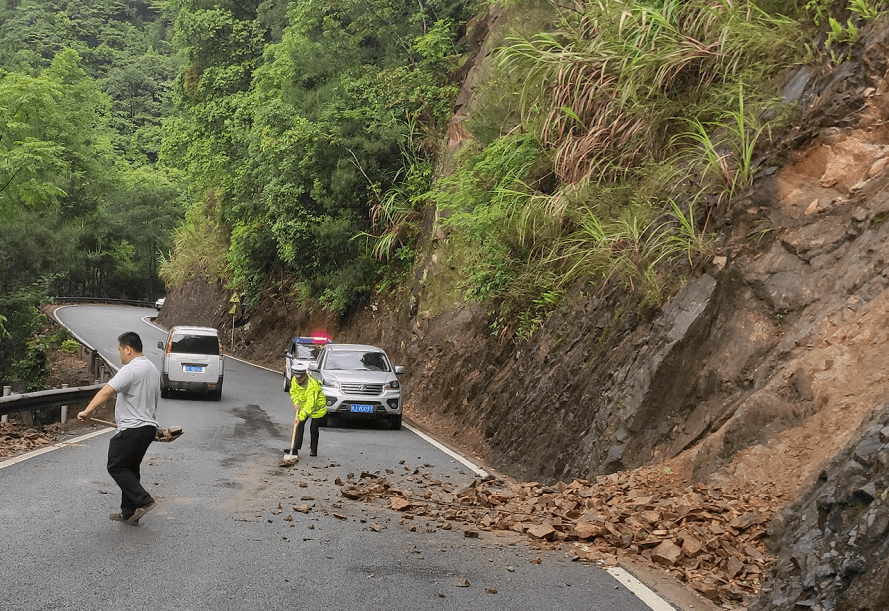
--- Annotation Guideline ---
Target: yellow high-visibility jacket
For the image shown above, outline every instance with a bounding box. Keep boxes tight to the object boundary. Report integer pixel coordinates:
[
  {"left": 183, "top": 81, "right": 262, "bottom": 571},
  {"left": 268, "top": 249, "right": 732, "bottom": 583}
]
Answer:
[{"left": 289, "top": 375, "right": 327, "bottom": 420}]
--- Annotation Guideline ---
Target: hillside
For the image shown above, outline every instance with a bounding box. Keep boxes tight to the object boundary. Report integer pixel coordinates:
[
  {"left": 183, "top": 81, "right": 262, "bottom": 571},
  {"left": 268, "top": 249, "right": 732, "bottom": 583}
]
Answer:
[{"left": 155, "top": 8, "right": 889, "bottom": 611}]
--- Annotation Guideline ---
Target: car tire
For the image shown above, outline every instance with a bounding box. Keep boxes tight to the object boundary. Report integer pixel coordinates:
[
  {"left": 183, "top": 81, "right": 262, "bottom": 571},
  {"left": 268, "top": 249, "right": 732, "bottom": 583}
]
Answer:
[
  {"left": 160, "top": 386, "right": 169, "bottom": 399},
  {"left": 283, "top": 375, "right": 290, "bottom": 392},
  {"left": 389, "top": 414, "right": 402, "bottom": 430},
  {"left": 211, "top": 385, "right": 222, "bottom": 401}
]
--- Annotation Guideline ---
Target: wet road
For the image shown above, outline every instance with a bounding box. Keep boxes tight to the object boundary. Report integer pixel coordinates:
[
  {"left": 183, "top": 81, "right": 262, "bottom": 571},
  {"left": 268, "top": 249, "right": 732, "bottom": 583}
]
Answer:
[{"left": 0, "top": 305, "right": 663, "bottom": 611}]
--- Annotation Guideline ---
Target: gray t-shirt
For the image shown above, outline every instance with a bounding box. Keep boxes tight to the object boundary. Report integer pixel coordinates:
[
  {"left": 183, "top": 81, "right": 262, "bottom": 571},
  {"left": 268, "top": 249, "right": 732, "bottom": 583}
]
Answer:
[{"left": 108, "top": 355, "right": 160, "bottom": 431}]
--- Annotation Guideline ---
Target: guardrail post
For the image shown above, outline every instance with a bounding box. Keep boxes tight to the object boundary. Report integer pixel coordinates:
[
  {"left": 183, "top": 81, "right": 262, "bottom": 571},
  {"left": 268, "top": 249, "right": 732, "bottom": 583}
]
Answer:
[
  {"left": 61, "top": 384, "right": 69, "bottom": 423},
  {"left": 89, "top": 350, "right": 98, "bottom": 377},
  {"left": 1, "top": 386, "right": 9, "bottom": 423}
]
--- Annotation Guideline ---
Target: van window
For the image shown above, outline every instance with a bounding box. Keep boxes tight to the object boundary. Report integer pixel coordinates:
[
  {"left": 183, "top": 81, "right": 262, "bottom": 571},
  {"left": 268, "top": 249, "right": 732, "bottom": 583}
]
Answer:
[{"left": 172, "top": 333, "right": 219, "bottom": 355}]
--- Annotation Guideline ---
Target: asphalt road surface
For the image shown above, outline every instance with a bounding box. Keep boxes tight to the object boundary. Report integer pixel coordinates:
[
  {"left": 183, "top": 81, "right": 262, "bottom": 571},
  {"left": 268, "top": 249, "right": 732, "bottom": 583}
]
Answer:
[{"left": 0, "top": 305, "right": 669, "bottom": 611}]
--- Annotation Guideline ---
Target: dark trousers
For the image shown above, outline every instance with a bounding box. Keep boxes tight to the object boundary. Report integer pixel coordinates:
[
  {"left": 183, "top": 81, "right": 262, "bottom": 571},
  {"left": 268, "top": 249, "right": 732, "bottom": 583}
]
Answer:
[
  {"left": 107, "top": 426, "right": 156, "bottom": 518},
  {"left": 294, "top": 416, "right": 325, "bottom": 453}
]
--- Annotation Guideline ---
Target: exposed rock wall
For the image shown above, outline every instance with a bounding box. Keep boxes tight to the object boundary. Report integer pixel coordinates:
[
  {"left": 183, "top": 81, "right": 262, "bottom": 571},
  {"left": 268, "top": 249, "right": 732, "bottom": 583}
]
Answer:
[{"left": 749, "top": 407, "right": 889, "bottom": 611}]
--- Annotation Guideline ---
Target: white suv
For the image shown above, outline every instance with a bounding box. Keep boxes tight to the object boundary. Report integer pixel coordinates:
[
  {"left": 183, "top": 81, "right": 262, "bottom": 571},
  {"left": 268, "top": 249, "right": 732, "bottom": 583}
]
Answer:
[
  {"left": 312, "top": 343, "right": 404, "bottom": 429},
  {"left": 158, "top": 326, "right": 224, "bottom": 400}
]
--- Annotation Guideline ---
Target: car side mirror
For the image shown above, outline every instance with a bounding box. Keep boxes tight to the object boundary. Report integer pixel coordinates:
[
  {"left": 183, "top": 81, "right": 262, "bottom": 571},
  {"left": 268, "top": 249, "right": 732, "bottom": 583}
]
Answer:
[
  {"left": 308, "top": 363, "right": 320, "bottom": 371},
  {"left": 157, "top": 341, "right": 163, "bottom": 350},
  {"left": 394, "top": 365, "right": 405, "bottom": 374}
]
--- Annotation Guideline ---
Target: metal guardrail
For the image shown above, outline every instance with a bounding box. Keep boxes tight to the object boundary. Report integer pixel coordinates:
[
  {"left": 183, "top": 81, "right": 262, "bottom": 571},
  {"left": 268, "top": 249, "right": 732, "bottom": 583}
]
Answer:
[
  {"left": 0, "top": 384, "right": 104, "bottom": 418},
  {"left": 0, "top": 308, "right": 116, "bottom": 423},
  {"left": 52, "top": 296, "right": 156, "bottom": 308}
]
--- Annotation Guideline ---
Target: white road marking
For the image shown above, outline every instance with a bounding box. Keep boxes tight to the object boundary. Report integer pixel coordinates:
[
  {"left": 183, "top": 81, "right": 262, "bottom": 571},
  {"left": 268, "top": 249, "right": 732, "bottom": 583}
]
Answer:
[
  {"left": 0, "top": 428, "right": 113, "bottom": 470},
  {"left": 404, "top": 422, "right": 489, "bottom": 477},
  {"left": 607, "top": 567, "right": 678, "bottom": 611}
]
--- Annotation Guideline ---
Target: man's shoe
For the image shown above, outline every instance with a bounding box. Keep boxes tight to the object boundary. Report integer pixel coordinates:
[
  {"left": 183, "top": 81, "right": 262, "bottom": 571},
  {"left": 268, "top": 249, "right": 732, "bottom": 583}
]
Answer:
[
  {"left": 309, "top": 450, "right": 317, "bottom": 457},
  {"left": 109, "top": 513, "right": 135, "bottom": 524},
  {"left": 126, "top": 501, "right": 157, "bottom": 525},
  {"left": 284, "top": 448, "right": 298, "bottom": 456}
]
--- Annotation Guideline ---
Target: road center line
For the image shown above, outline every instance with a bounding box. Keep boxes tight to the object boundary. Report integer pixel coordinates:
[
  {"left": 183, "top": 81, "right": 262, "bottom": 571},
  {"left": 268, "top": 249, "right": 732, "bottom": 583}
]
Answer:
[
  {"left": 607, "top": 567, "right": 678, "bottom": 611},
  {"left": 0, "top": 428, "right": 113, "bottom": 470}
]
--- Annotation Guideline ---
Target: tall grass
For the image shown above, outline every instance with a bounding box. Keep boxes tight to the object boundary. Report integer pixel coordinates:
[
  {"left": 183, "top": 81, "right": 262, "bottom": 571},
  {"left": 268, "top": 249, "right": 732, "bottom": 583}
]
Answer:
[
  {"left": 436, "top": 0, "right": 807, "bottom": 336},
  {"left": 158, "top": 194, "right": 230, "bottom": 286}
]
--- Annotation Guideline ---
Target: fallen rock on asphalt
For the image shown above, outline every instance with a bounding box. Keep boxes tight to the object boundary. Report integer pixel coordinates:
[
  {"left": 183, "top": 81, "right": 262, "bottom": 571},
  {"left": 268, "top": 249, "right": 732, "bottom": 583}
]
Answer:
[{"left": 338, "top": 463, "right": 777, "bottom": 605}]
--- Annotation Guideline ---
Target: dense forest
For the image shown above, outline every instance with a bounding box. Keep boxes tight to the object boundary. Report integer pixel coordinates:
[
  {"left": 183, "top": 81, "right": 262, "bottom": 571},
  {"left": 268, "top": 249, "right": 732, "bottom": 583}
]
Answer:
[{"left": 0, "top": 0, "right": 879, "bottom": 392}]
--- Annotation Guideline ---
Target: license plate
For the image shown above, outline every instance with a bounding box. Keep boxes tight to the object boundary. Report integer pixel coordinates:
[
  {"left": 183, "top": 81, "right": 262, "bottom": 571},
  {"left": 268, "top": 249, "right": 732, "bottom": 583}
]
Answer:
[
  {"left": 184, "top": 365, "right": 205, "bottom": 373},
  {"left": 350, "top": 404, "right": 374, "bottom": 413}
]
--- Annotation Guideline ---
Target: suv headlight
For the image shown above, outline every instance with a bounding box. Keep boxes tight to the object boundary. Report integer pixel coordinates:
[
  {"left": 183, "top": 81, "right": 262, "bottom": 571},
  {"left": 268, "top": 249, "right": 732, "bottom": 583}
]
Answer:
[
  {"left": 385, "top": 380, "right": 400, "bottom": 390},
  {"left": 322, "top": 378, "right": 340, "bottom": 390}
]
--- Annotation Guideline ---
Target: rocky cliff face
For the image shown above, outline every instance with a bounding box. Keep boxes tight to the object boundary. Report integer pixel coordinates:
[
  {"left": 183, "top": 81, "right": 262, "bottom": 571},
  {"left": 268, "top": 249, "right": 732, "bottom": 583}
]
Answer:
[{"left": 158, "top": 15, "right": 889, "bottom": 611}]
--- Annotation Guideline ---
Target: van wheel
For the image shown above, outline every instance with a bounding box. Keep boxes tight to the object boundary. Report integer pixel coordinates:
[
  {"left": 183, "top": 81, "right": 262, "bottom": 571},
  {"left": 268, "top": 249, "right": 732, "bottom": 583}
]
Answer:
[
  {"left": 211, "top": 387, "right": 222, "bottom": 401},
  {"left": 389, "top": 414, "right": 402, "bottom": 430},
  {"left": 283, "top": 376, "right": 290, "bottom": 392},
  {"left": 160, "top": 386, "right": 169, "bottom": 399}
]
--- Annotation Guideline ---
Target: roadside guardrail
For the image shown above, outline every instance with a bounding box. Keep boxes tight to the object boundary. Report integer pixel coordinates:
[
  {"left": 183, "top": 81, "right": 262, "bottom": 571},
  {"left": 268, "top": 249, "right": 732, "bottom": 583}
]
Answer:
[
  {"left": 52, "top": 296, "right": 155, "bottom": 308},
  {"left": 1, "top": 384, "right": 103, "bottom": 419},
  {"left": 0, "top": 305, "right": 116, "bottom": 425}
]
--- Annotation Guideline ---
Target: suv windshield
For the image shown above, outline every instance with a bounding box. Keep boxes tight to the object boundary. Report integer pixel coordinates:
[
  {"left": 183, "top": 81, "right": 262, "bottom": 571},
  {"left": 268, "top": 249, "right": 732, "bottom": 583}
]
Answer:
[
  {"left": 172, "top": 334, "right": 219, "bottom": 355},
  {"left": 324, "top": 350, "right": 390, "bottom": 372}
]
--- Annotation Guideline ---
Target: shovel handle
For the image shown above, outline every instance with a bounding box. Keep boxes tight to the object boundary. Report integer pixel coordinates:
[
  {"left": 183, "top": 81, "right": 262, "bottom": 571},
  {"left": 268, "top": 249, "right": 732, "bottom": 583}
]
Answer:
[{"left": 88, "top": 417, "right": 117, "bottom": 428}]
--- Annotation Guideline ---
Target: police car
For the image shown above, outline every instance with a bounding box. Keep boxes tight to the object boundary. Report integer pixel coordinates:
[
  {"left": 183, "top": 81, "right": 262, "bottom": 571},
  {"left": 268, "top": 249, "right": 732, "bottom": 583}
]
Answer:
[{"left": 283, "top": 335, "right": 330, "bottom": 391}]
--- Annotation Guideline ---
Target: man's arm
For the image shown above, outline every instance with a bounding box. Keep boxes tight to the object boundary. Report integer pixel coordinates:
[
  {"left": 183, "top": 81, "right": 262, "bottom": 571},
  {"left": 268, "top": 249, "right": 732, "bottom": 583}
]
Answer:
[{"left": 77, "top": 384, "right": 116, "bottom": 421}]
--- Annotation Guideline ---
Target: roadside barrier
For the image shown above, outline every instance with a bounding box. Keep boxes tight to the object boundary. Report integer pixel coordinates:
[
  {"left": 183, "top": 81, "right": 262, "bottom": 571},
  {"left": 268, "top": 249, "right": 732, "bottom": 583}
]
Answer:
[{"left": 1, "top": 309, "right": 115, "bottom": 424}]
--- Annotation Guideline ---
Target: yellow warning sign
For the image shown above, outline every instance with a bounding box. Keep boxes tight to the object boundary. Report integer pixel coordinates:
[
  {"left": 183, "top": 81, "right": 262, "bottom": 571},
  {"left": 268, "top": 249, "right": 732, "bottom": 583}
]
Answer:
[{"left": 230, "top": 294, "right": 240, "bottom": 303}]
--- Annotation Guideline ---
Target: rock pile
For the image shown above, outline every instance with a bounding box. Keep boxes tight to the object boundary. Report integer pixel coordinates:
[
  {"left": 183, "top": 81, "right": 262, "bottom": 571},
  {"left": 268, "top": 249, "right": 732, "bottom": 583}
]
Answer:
[
  {"left": 339, "top": 463, "right": 781, "bottom": 605},
  {"left": 0, "top": 422, "right": 55, "bottom": 458}
]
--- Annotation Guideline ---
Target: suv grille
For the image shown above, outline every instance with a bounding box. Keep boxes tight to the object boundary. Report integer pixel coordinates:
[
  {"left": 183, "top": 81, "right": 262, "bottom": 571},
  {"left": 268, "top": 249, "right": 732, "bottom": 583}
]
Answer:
[{"left": 341, "top": 383, "right": 383, "bottom": 395}]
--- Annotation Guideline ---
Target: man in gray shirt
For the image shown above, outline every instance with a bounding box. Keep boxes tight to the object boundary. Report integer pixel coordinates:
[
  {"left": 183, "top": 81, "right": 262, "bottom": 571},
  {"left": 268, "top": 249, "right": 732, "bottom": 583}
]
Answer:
[{"left": 79, "top": 331, "right": 160, "bottom": 525}]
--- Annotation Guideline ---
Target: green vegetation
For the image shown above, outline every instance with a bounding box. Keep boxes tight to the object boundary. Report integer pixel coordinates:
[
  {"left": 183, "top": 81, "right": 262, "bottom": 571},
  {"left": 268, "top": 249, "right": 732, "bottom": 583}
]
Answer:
[
  {"left": 433, "top": 0, "right": 810, "bottom": 335},
  {"left": 158, "top": 0, "right": 474, "bottom": 313},
  {"left": 0, "top": 1, "right": 183, "bottom": 389},
  {"left": 2, "top": 0, "right": 887, "bottom": 390}
]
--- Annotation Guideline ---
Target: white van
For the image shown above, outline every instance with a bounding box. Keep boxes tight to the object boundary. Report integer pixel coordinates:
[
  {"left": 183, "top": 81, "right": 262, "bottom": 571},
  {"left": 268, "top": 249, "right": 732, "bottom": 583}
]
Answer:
[{"left": 158, "top": 326, "right": 224, "bottom": 400}]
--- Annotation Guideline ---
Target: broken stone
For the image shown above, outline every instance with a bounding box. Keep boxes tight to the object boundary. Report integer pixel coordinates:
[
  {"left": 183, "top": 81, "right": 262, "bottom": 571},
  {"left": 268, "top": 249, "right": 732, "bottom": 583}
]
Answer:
[
  {"left": 390, "top": 497, "right": 412, "bottom": 511},
  {"left": 650, "top": 540, "right": 683, "bottom": 566},
  {"left": 528, "top": 524, "right": 557, "bottom": 540}
]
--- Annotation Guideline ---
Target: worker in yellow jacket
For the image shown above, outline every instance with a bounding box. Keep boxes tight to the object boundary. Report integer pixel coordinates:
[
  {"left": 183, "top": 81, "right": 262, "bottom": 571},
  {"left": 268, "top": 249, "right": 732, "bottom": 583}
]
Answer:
[{"left": 287, "top": 363, "right": 327, "bottom": 457}]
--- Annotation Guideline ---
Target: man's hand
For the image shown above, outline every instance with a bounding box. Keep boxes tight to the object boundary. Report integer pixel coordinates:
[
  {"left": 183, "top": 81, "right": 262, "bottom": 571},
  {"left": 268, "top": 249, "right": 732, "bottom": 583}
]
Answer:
[{"left": 79, "top": 384, "right": 115, "bottom": 421}]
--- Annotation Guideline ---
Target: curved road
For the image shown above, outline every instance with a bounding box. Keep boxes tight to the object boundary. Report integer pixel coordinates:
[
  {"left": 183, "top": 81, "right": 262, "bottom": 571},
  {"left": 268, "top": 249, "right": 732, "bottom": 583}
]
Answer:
[{"left": 0, "top": 305, "right": 667, "bottom": 611}]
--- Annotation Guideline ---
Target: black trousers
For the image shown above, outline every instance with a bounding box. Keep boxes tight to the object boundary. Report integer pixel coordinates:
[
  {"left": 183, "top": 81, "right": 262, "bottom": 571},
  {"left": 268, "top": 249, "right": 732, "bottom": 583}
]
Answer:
[
  {"left": 294, "top": 416, "right": 326, "bottom": 453},
  {"left": 107, "top": 425, "right": 156, "bottom": 518}
]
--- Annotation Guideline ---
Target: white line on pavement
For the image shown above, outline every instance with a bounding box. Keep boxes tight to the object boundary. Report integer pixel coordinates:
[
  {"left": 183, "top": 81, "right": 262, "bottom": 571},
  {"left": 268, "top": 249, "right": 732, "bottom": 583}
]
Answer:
[
  {"left": 607, "top": 567, "right": 678, "bottom": 611},
  {"left": 0, "top": 428, "right": 113, "bottom": 470},
  {"left": 404, "top": 422, "right": 489, "bottom": 477}
]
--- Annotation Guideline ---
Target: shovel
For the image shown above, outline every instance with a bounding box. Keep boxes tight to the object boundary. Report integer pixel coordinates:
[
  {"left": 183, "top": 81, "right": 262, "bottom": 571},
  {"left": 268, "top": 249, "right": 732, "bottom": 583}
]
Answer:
[
  {"left": 280, "top": 417, "right": 299, "bottom": 466},
  {"left": 88, "top": 417, "right": 184, "bottom": 443}
]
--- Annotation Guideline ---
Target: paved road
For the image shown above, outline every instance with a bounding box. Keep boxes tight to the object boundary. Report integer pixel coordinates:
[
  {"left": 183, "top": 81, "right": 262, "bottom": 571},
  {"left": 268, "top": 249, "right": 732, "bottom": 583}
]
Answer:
[{"left": 0, "top": 305, "right": 664, "bottom": 611}]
